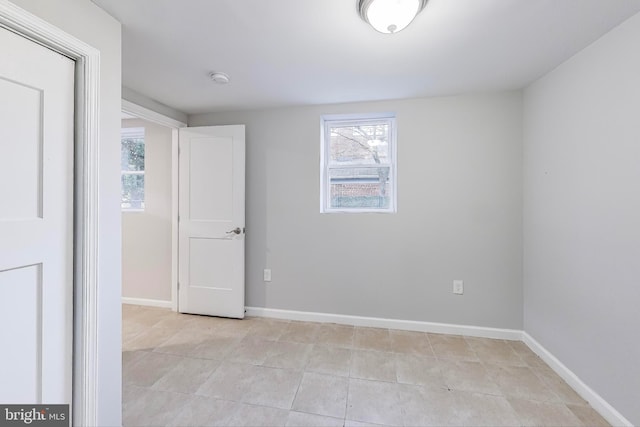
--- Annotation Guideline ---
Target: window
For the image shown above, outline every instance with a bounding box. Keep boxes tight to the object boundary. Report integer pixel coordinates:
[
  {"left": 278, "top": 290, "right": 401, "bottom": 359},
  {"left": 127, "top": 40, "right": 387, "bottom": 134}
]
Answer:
[
  {"left": 121, "top": 127, "right": 145, "bottom": 210},
  {"left": 321, "top": 113, "right": 397, "bottom": 213}
]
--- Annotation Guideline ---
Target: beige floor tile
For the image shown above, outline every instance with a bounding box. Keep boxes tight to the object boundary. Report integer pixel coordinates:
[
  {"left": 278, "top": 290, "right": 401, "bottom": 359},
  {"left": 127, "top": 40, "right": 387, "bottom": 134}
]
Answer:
[
  {"left": 534, "top": 366, "right": 588, "bottom": 405},
  {"left": 292, "top": 372, "right": 349, "bottom": 418},
  {"left": 398, "top": 383, "right": 457, "bottom": 426},
  {"left": 167, "top": 395, "right": 237, "bottom": 427},
  {"left": 466, "top": 337, "right": 526, "bottom": 366},
  {"left": 509, "top": 341, "right": 550, "bottom": 369},
  {"left": 389, "top": 329, "right": 433, "bottom": 356},
  {"left": 353, "top": 327, "right": 391, "bottom": 352},
  {"left": 196, "top": 362, "right": 258, "bottom": 401},
  {"left": 286, "top": 411, "right": 344, "bottom": 427},
  {"left": 123, "top": 327, "right": 178, "bottom": 352},
  {"left": 346, "top": 378, "right": 403, "bottom": 426},
  {"left": 151, "top": 356, "right": 220, "bottom": 394},
  {"left": 218, "top": 317, "right": 255, "bottom": 336},
  {"left": 188, "top": 334, "right": 242, "bottom": 361},
  {"left": 122, "top": 350, "right": 147, "bottom": 370},
  {"left": 151, "top": 314, "right": 194, "bottom": 330},
  {"left": 123, "top": 386, "right": 191, "bottom": 427},
  {"left": 527, "top": 361, "right": 558, "bottom": 379},
  {"left": 263, "top": 341, "right": 313, "bottom": 370},
  {"left": 123, "top": 351, "right": 183, "bottom": 387},
  {"left": 182, "top": 317, "right": 250, "bottom": 338},
  {"left": 350, "top": 350, "right": 396, "bottom": 382},
  {"left": 280, "top": 321, "right": 321, "bottom": 343},
  {"left": 241, "top": 365, "right": 303, "bottom": 409},
  {"left": 307, "top": 345, "right": 351, "bottom": 377},
  {"left": 508, "top": 340, "right": 535, "bottom": 356},
  {"left": 225, "top": 403, "right": 289, "bottom": 427},
  {"left": 519, "top": 351, "right": 551, "bottom": 369},
  {"left": 122, "top": 306, "right": 605, "bottom": 427},
  {"left": 429, "top": 333, "right": 478, "bottom": 361},
  {"left": 153, "top": 329, "right": 208, "bottom": 356},
  {"left": 122, "top": 303, "right": 142, "bottom": 314},
  {"left": 187, "top": 315, "right": 246, "bottom": 338},
  {"left": 246, "top": 318, "right": 289, "bottom": 340},
  {"left": 344, "top": 420, "right": 392, "bottom": 427},
  {"left": 567, "top": 403, "right": 611, "bottom": 427},
  {"left": 487, "top": 364, "right": 559, "bottom": 402},
  {"left": 122, "top": 383, "right": 140, "bottom": 414},
  {"left": 508, "top": 398, "right": 584, "bottom": 426},
  {"left": 450, "top": 391, "right": 520, "bottom": 426},
  {"left": 125, "top": 307, "right": 173, "bottom": 328},
  {"left": 395, "top": 353, "right": 445, "bottom": 387},
  {"left": 226, "top": 336, "right": 277, "bottom": 365},
  {"left": 439, "top": 359, "right": 501, "bottom": 395},
  {"left": 122, "top": 321, "right": 146, "bottom": 342},
  {"left": 317, "top": 323, "right": 355, "bottom": 348}
]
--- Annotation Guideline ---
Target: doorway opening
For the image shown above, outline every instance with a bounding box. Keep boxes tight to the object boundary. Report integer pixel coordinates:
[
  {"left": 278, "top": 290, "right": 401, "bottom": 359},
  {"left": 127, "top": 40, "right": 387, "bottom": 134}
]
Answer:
[
  {"left": 121, "top": 114, "right": 174, "bottom": 309},
  {"left": 120, "top": 100, "right": 185, "bottom": 313}
]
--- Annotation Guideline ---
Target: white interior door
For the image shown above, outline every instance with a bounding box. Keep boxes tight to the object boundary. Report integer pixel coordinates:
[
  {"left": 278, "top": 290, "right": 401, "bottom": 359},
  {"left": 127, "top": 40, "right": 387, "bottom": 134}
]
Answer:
[
  {"left": 0, "top": 28, "right": 74, "bottom": 403},
  {"left": 178, "top": 125, "right": 245, "bottom": 318}
]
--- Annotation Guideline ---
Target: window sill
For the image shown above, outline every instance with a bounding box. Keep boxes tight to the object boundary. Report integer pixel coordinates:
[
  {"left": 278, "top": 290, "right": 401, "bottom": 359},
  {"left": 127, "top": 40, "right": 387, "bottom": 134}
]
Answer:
[{"left": 321, "top": 208, "right": 396, "bottom": 214}]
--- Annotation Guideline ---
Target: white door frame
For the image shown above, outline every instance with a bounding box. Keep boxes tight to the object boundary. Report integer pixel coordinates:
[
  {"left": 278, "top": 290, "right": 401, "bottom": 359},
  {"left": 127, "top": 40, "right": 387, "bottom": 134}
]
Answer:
[
  {"left": 0, "top": 2, "right": 99, "bottom": 425},
  {"left": 121, "top": 99, "right": 187, "bottom": 312}
]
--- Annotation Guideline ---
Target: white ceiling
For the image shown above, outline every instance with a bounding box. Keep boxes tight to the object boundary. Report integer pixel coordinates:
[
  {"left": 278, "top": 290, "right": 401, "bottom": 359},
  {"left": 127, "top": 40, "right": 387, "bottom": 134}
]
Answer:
[{"left": 93, "top": 0, "right": 640, "bottom": 115}]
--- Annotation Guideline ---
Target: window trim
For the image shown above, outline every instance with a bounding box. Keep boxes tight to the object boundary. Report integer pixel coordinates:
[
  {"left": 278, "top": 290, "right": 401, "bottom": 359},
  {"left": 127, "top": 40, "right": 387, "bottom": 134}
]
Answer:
[
  {"left": 121, "top": 127, "right": 145, "bottom": 212},
  {"left": 320, "top": 113, "right": 397, "bottom": 214}
]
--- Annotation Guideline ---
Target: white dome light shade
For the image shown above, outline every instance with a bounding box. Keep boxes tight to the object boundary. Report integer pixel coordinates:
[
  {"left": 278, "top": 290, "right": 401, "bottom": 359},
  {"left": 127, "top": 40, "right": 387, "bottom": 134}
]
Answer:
[{"left": 359, "top": 0, "right": 427, "bottom": 34}]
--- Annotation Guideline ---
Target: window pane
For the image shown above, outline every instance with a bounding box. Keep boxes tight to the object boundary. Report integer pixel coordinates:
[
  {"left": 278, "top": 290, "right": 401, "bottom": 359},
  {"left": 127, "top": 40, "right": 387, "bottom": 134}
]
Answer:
[
  {"left": 329, "top": 123, "right": 389, "bottom": 165},
  {"left": 329, "top": 167, "right": 390, "bottom": 209},
  {"left": 121, "top": 173, "right": 145, "bottom": 210},
  {"left": 121, "top": 138, "right": 145, "bottom": 171}
]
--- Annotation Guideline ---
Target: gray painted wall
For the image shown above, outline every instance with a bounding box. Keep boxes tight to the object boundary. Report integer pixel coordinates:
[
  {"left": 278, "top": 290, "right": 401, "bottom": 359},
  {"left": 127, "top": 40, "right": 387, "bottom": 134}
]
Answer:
[
  {"left": 190, "top": 92, "right": 523, "bottom": 329},
  {"left": 10, "top": 0, "right": 123, "bottom": 424},
  {"left": 122, "top": 118, "right": 172, "bottom": 302},
  {"left": 523, "top": 12, "right": 640, "bottom": 425}
]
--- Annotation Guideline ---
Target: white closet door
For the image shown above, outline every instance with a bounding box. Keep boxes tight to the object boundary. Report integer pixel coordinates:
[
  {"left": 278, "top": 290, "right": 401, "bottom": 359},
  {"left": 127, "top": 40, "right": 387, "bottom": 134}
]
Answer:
[{"left": 0, "top": 28, "right": 75, "bottom": 404}]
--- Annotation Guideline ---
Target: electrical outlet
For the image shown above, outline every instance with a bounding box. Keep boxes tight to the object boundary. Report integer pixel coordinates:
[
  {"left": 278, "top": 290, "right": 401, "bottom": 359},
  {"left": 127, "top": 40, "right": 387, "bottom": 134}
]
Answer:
[
  {"left": 453, "top": 280, "right": 464, "bottom": 295},
  {"left": 263, "top": 269, "right": 272, "bottom": 282}
]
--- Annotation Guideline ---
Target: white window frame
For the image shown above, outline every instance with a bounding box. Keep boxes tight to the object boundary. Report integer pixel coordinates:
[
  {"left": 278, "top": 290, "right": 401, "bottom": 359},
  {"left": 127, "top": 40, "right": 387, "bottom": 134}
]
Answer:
[
  {"left": 121, "top": 127, "right": 145, "bottom": 212},
  {"left": 320, "top": 113, "right": 397, "bottom": 213}
]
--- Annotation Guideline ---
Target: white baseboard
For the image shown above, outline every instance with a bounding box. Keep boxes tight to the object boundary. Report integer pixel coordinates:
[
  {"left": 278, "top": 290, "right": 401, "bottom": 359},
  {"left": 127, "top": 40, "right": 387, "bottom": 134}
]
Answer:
[
  {"left": 244, "top": 306, "right": 522, "bottom": 340},
  {"left": 522, "top": 332, "right": 632, "bottom": 427},
  {"left": 122, "top": 297, "right": 172, "bottom": 309}
]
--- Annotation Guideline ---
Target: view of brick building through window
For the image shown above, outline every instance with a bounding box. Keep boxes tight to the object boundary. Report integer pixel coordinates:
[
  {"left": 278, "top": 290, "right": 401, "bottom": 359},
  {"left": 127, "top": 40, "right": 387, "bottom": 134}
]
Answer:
[{"left": 323, "top": 116, "right": 395, "bottom": 212}]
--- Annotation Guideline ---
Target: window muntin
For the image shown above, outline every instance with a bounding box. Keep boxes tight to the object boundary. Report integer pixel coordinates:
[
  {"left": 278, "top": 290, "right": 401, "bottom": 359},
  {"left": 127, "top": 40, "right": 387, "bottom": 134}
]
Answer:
[
  {"left": 121, "top": 127, "right": 145, "bottom": 211},
  {"left": 321, "top": 114, "right": 396, "bottom": 213}
]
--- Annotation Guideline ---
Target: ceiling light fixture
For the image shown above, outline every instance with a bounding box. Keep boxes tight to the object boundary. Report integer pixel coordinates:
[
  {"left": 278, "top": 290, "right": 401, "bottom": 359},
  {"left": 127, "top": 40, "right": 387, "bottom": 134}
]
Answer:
[
  {"left": 209, "top": 72, "right": 230, "bottom": 84},
  {"left": 358, "top": 0, "right": 428, "bottom": 34}
]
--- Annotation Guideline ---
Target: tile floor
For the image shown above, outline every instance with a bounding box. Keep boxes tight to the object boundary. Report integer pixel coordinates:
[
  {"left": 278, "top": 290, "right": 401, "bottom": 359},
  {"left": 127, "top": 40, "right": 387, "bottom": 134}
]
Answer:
[{"left": 123, "top": 305, "right": 609, "bottom": 426}]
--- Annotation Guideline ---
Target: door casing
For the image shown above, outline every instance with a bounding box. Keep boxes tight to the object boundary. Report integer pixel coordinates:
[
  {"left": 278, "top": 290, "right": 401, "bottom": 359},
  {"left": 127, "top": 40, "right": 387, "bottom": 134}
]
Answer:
[{"left": 0, "top": 3, "right": 100, "bottom": 425}]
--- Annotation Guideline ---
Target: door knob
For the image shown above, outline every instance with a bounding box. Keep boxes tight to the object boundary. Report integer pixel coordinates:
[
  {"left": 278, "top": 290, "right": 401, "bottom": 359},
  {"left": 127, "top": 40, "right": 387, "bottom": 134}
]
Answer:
[{"left": 226, "top": 227, "right": 242, "bottom": 235}]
